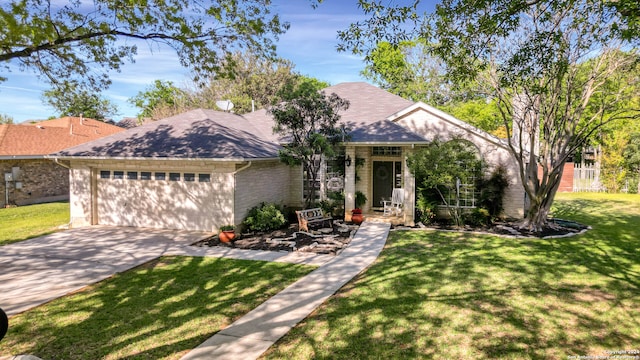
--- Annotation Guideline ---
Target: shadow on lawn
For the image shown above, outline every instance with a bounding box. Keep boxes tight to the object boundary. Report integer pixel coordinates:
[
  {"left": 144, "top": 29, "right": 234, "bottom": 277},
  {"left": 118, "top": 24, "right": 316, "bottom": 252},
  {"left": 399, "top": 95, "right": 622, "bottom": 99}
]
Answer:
[
  {"left": 1, "top": 256, "right": 311, "bottom": 359},
  {"left": 264, "top": 195, "right": 640, "bottom": 359}
]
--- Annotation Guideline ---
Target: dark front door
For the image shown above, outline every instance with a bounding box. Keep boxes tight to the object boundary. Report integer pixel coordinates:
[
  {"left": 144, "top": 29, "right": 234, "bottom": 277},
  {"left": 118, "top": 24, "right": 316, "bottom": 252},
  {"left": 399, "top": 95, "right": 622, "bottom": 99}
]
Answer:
[{"left": 373, "top": 161, "right": 394, "bottom": 208}]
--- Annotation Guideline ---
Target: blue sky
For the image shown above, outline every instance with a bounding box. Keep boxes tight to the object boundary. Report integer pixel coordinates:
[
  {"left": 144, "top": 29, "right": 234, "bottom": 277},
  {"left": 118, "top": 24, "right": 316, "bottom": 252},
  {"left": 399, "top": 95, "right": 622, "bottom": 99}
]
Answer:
[{"left": 0, "top": 1, "right": 432, "bottom": 123}]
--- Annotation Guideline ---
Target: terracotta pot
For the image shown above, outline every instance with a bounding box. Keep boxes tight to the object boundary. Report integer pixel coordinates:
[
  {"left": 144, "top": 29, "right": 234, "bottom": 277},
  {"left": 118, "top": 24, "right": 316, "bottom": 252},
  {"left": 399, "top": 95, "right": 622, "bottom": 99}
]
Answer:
[
  {"left": 351, "top": 210, "right": 364, "bottom": 225},
  {"left": 219, "top": 230, "right": 236, "bottom": 243}
]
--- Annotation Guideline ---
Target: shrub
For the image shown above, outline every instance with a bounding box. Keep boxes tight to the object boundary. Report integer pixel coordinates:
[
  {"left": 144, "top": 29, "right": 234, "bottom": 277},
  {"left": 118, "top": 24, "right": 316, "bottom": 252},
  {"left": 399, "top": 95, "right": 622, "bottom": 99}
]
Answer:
[
  {"left": 416, "top": 196, "right": 438, "bottom": 225},
  {"left": 242, "top": 203, "right": 287, "bottom": 232},
  {"left": 219, "top": 225, "right": 235, "bottom": 231},
  {"left": 318, "top": 191, "right": 344, "bottom": 217},
  {"left": 463, "top": 208, "right": 491, "bottom": 227},
  {"left": 355, "top": 191, "right": 367, "bottom": 209},
  {"left": 478, "top": 165, "right": 509, "bottom": 219}
]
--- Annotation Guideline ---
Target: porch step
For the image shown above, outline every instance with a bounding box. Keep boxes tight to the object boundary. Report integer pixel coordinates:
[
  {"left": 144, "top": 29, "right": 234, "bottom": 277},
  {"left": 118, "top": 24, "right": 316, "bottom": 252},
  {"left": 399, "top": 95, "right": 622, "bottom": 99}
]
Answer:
[{"left": 362, "top": 212, "right": 404, "bottom": 225}]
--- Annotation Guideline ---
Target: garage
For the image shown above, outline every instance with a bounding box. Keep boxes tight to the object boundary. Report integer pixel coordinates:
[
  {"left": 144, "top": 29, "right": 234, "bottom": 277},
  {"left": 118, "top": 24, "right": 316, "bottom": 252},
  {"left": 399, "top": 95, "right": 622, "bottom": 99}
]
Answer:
[{"left": 95, "top": 168, "right": 234, "bottom": 231}]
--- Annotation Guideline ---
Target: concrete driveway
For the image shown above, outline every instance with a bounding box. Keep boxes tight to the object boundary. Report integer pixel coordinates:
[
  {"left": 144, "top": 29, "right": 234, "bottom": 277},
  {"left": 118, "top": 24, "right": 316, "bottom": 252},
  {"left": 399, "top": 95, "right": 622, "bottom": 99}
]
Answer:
[{"left": 0, "top": 226, "right": 211, "bottom": 316}]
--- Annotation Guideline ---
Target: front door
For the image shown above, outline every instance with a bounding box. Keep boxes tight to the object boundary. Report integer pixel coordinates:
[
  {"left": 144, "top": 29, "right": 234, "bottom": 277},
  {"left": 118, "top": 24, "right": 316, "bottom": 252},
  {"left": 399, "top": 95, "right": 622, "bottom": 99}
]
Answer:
[{"left": 373, "top": 161, "right": 394, "bottom": 209}]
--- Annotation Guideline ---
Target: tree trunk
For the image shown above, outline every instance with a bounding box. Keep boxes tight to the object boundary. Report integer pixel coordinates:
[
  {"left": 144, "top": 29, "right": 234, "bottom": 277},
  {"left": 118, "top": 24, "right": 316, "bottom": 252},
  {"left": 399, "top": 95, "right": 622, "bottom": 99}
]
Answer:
[{"left": 521, "top": 165, "right": 563, "bottom": 232}]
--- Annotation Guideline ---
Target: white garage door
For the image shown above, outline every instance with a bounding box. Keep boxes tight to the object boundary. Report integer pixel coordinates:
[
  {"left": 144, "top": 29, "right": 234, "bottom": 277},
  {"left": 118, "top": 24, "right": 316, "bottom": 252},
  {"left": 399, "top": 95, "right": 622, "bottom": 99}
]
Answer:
[{"left": 96, "top": 170, "right": 232, "bottom": 231}]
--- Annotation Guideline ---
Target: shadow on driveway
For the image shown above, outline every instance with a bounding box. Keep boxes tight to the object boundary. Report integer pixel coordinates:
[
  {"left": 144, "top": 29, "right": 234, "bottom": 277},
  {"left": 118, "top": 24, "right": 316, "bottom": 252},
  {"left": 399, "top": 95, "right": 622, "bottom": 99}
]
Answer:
[{"left": 0, "top": 226, "right": 211, "bottom": 316}]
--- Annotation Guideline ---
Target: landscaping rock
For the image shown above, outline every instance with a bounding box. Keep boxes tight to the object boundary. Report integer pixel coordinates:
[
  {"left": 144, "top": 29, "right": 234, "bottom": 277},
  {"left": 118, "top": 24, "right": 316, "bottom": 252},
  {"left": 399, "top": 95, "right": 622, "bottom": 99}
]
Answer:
[{"left": 192, "top": 222, "right": 357, "bottom": 255}]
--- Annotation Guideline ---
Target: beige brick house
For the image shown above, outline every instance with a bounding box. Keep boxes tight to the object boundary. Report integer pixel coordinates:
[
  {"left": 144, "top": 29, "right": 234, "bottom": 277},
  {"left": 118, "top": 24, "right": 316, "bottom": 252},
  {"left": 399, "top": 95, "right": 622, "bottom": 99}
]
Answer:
[
  {"left": 0, "top": 117, "right": 124, "bottom": 207},
  {"left": 55, "top": 83, "right": 524, "bottom": 231}
]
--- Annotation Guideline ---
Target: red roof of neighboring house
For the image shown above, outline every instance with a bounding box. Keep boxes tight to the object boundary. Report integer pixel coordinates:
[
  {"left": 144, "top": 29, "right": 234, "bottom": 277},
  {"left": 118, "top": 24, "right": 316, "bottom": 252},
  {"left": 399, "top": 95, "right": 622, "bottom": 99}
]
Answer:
[{"left": 0, "top": 117, "right": 125, "bottom": 156}]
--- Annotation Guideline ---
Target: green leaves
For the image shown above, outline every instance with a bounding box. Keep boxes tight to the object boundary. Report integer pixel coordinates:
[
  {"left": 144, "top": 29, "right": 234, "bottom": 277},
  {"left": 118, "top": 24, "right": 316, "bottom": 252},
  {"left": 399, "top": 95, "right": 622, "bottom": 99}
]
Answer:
[
  {"left": 270, "top": 87, "right": 349, "bottom": 206},
  {"left": 0, "top": 0, "right": 294, "bottom": 92},
  {"left": 407, "top": 139, "right": 485, "bottom": 225},
  {"left": 43, "top": 85, "right": 119, "bottom": 120}
]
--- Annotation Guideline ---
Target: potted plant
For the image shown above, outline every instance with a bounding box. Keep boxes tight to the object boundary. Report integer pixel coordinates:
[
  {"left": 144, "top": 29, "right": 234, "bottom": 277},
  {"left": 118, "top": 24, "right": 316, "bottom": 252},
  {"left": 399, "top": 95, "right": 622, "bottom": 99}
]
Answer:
[
  {"left": 218, "top": 225, "right": 236, "bottom": 243},
  {"left": 351, "top": 191, "right": 367, "bottom": 225}
]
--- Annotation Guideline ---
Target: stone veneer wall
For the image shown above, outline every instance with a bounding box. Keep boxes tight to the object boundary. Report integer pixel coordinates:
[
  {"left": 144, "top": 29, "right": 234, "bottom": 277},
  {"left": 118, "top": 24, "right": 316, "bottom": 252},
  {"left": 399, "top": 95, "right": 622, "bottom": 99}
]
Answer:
[{"left": 0, "top": 159, "right": 69, "bottom": 207}]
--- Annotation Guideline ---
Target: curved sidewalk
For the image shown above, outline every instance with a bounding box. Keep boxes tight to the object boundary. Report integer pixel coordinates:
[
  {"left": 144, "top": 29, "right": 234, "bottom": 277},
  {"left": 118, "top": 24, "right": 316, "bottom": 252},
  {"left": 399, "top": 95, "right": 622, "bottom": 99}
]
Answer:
[{"left": 180, "top": 221, "right": 391, "bottom": 360}]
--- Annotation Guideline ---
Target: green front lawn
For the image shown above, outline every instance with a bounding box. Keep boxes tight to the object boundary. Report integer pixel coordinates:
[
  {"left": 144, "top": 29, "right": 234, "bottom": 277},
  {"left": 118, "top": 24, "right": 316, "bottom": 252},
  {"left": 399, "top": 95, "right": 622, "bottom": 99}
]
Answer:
[
  {"left": 0, "top": 256, "right": 315, "bottom": 359},
  {"left": 263, "top": 193, "right": 640, "bottom": 359},
  {"left": 0, "top": 201, "right": 69, "bottom": 245}
]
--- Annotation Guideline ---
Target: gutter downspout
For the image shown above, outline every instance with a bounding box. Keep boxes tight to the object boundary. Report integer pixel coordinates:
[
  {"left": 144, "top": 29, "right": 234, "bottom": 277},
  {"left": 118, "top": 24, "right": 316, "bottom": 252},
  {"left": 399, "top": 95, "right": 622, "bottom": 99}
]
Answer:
[
  {"left": 52, "top": 157, "right": 74, "bottom": 228},
  {"left": 53, "top": 158, "right": 71, "bottom": 169},
  {"left": 232, "top": 161, "right": 252, "bottom": 175}
]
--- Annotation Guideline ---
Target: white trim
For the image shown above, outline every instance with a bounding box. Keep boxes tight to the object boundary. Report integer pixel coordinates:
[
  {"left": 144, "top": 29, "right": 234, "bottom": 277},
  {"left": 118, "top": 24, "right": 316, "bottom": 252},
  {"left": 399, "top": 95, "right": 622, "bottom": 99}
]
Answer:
[{"left": 0, "top": 155, "right": 46, "bottom": 160}]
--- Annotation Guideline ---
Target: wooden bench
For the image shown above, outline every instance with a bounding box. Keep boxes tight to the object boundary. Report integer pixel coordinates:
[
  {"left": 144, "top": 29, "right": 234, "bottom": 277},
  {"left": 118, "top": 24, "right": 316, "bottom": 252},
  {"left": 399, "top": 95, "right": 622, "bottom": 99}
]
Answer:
[{"left": 295, "top": 208, "right": 332, "bottom": 232}]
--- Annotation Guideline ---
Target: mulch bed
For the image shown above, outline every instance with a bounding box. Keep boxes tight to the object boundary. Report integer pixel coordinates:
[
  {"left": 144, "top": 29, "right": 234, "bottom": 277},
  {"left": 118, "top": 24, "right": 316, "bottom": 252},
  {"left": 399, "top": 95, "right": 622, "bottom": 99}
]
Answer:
[
  {"left": 193, "top": 218, "right": 590, "bottom": 256},
  {"left": 193, "top": 221, "right": 359, "bottom": 255},
  {"left": 397, "top": 218, "right": 590, "bottom": 238}
]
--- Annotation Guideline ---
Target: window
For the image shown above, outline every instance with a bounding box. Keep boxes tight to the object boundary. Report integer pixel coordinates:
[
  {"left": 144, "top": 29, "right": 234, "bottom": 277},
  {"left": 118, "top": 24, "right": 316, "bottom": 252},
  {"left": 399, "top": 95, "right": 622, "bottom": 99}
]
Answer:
[
  {"left": 184, "top": 173, "right": 195, "bottom": 182},
  {"left": 394, "top": 161, "right": 402, "bottom": 188},
  {"left": 443, "top": 176, "right": 478, "bottom": 208},
  {"left": 302, "top": 157, "right": 322, "bottom": 202},
  {"left": 169, "top": 172, "right": 181, "bottom": 181},
  {"left": 140, "top": 172, "right": 152, "bottom": 180},
  {"left": 155, "top": 172, "right": 166, "bottom": 180},
  {"left": 372, "top": 146, "right": 401, "bottom": 156},
  {"left": 127, "top": 171, "right": 138, "bottom": 180},
  {"left": 100, "top": 170, "right": 110, "bottom": 179},
  {"left": 199, "top": 174, "right": 211, "bottom": 183},
  {"left": 113, "top": 171, "right": 124, "bottom": 179}
]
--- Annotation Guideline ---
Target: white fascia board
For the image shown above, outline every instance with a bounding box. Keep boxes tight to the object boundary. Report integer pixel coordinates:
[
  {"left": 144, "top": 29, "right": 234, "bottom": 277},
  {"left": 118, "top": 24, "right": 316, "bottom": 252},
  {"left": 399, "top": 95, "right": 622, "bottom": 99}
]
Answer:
[{"left": 0, "top": 155, "right": 46, "bottom": 160}]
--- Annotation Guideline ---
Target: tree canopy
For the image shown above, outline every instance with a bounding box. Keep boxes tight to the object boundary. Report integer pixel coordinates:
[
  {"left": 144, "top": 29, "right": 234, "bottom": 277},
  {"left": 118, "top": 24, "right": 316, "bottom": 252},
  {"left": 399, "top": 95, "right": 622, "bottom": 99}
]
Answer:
[
  {"left": 129, "top": 50, "right": 330, "bottom": 120},
  {"left": 0, "top": 0, "right": 298, "bottom": 92},
  {"left": 43, "top": 86, "right": 119, "bottom": 121},
  {"left": 128, "top": 80, "right": 187, "bottom": 120},
  {"left": 270, "top": 88, "right": 349, "bottom": 207}
]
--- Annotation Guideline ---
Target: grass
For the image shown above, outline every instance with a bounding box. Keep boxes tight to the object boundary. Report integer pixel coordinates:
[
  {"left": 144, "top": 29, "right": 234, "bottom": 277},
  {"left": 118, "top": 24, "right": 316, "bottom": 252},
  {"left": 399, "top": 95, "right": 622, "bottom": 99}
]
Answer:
[
  {"left": 0, "top": 256, "right": 315, "bottom": 359},
  {"left": 262, "top": 193, "right": 640, "bottom": 359},
  {"left": 0, "top": 201, "right": 69, "bottom": 246}
]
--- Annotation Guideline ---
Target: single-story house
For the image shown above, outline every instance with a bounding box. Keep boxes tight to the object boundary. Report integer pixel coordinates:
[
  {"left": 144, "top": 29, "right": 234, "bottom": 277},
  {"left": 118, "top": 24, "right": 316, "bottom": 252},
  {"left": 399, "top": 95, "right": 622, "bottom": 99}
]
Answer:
[
  {"left": 55, "top": 82, "right": 524, "bottom": 231},
  {"left": 0, "top": 117, "right": 125, "bottom": 207}
]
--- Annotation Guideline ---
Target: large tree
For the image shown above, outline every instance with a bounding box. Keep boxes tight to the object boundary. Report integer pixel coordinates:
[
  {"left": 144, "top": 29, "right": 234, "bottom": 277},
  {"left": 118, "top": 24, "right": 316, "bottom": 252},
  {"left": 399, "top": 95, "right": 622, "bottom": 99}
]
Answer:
[
  {"left": 128, "top": 80, "right": 188, "bottom": 120},
  {"left": 130, "top": 51, "right": 330, "bottom": 119},
  {"left": 43, "top": 86, "right": 119, "bottom": 120},
  {"left": 270, "top": 88, "right": 349, "bottom": 208},
  {"left": 362, "top": 40, "right": 505, "bottom": 134},
  {"left": 339, "top": 0, "right": 639, "bottom": 230},
  {"left": 191, "top": 51, "right": 324, "bottom": 114},
  {"left": 0, "top": 0, "right": 296, "bottom": 92}
]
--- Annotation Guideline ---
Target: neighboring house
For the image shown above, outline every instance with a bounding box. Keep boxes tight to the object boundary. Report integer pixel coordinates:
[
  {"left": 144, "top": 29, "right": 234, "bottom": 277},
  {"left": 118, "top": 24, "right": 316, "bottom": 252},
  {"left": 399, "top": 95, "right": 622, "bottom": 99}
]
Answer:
[
  {"left": 0, "top": 117, "right": 125, "bottom": 207},
  {"left": 55, "top": 82, "right": 525, "bottom": 231}
]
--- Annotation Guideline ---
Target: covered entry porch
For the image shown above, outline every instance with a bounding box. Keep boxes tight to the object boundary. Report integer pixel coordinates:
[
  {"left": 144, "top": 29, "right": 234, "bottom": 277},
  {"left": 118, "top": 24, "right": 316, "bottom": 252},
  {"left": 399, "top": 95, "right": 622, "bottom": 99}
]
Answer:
[{"left": 342, "top": 144, "right": 418, "bottom": 226}]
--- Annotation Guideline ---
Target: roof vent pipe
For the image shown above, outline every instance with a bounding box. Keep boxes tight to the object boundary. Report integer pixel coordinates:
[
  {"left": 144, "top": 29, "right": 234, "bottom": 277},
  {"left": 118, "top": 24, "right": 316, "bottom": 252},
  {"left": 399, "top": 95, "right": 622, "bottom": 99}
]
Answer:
[{"left": 80, "top": 113, "right": 84, "bottom": 125}]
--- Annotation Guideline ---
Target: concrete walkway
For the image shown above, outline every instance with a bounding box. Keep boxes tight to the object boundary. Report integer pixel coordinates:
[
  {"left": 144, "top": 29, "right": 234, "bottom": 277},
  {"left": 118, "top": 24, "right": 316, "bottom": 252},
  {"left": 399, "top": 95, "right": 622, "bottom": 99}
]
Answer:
[{"left": 180, "top": 221, "right": 390, "bottom": 360}]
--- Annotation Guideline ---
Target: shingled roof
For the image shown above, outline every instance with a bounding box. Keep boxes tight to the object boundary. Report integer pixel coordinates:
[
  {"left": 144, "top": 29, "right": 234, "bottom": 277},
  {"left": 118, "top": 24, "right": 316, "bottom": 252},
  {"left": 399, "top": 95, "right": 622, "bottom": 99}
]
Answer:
[
  {"left": 323, "top": 82, "right": 414, "bottom": 127},
  {"left": 57, "top": 109, "right": 282, "bottom": 160},
  {"left": 0, "top": 117, "right": 124, "bottom": 157},
  {"left": 241, "top": 82, "right": 415, "bottom": 143},
  {"left": 348, "top": 120, "right": 429, "bottom": 144}
]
